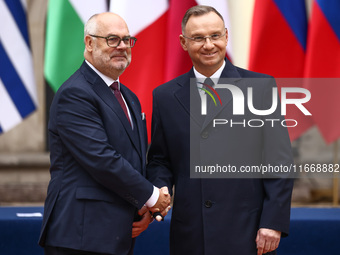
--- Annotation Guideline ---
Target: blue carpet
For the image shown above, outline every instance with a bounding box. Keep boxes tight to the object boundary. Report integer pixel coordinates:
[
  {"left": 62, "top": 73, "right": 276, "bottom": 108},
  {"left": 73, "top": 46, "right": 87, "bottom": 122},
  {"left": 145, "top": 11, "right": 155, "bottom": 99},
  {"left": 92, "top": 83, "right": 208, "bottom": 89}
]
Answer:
[{"left": 0, "top": 207, "right": 339, "bottom": 255}]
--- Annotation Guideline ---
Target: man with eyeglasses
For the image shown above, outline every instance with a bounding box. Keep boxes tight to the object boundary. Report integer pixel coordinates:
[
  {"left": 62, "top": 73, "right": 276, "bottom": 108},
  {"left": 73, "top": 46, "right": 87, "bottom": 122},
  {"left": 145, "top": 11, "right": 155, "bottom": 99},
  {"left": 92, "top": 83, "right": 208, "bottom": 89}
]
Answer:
[
  {"left": 147, "top": 5, "right": 294, "bottom": 255},
  {"left": 39, "top": 12, "right": 170, "bottom": 255}
]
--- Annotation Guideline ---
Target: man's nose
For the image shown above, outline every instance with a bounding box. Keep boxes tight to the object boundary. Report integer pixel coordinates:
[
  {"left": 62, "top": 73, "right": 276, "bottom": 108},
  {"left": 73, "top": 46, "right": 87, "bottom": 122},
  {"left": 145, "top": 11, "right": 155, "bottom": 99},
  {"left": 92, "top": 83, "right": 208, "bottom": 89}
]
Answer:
[
  {"left": 203, "top": 37, "right": 214, "bottom": 49},
  {"left": 116, "top": 39, "right": 128, "bottom": 49}
]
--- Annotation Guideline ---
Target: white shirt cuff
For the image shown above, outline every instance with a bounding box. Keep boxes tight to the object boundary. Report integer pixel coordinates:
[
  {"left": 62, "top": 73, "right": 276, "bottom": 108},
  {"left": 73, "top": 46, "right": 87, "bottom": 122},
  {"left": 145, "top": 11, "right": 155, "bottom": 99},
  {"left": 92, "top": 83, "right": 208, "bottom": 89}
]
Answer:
[{"left": 145, "top": 186, "right": 159, "bottom": 208}]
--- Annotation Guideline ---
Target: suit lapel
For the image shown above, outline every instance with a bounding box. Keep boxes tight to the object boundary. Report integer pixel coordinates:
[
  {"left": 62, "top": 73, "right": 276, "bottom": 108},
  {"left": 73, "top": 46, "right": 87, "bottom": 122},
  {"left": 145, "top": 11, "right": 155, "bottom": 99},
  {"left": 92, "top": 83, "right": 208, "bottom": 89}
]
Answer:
[
  {"left": 174, "top": 71, "right": 191, "bottom": 115},
  {"left": 81, "top": 63, "right": 120, "bottom": 118},
  {"left": 201, "top": 60, "right": 242, "bottom": 130},
  {"left": 81, "top": 62, "right": 142, "bottom": 159},
  {"left": 173, "top": 60, "right": 244, "bottom": 130},
  {"left": 174, "top": 69, "right": 206, "bottom": 127},
  {"left": 120, "top": 85, "right": 144, "bottom": 161},
  {"left": 91, "top": 78, "right": 134, "bottom": 135}
]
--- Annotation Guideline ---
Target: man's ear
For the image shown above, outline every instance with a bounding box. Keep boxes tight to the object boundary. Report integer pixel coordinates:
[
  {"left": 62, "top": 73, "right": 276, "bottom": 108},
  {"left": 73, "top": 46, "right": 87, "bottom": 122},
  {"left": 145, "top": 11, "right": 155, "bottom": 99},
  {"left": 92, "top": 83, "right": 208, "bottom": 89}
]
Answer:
[
  {"left": 84, "top": 35, "right": 93, "bottom": 52},
  {"left": 179, "top": 35, "right": 188, "bottom": 51},
  {"left": 225, "top": 28, "right": 229, "bottom": 46}
]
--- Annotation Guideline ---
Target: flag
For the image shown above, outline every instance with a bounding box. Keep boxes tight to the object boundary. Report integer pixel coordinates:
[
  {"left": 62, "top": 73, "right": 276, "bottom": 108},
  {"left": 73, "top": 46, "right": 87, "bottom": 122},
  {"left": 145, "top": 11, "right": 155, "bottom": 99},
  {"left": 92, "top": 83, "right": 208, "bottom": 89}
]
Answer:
[
  {"left": 110, "top": 0, "right": 169, "bottom": 140},
  {"left": 45, "top": 0, "right": 107, "bottom": 92},
  {"left": 110, "top": 0, "right": 232, "bottom": 139},
  {"left": 304, "top": 0, "right": 340, "bottom": 143},
  {"left": 248, "top": 0, "right": 313, "bottom": 141},
  {"left": 0, "top": 0, "right": 37, "bottom": 134},
  {"left": 164, "top": 0, "right": 196, "bottom": 82}
]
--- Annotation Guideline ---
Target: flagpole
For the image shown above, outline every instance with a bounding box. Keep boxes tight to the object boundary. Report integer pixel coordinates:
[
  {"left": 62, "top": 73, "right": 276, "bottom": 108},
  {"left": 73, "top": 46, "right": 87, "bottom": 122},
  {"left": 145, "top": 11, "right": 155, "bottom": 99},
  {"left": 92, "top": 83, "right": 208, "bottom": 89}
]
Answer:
[{"left": 333, "top": 140, "right": 339, "bottom": 206}]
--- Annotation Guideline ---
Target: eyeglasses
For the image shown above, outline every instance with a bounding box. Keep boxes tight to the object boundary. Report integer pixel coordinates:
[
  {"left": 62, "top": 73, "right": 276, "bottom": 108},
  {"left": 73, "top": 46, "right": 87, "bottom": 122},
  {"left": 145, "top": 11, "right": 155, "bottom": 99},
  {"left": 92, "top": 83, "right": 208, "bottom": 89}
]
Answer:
[
  {"left": 182, "top": 31, "right": 226, "bottom": 44},
  {"left": 89, "top": 34, "right": 137, "bottom": 48}
]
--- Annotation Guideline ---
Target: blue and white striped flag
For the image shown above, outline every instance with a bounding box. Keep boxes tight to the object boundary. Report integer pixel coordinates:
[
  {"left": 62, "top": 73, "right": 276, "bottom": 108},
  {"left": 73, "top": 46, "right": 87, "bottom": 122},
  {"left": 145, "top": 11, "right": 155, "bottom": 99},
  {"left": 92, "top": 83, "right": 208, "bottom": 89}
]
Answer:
[{"left": 0, "top": 0, "right": 37, "bottom": 134}]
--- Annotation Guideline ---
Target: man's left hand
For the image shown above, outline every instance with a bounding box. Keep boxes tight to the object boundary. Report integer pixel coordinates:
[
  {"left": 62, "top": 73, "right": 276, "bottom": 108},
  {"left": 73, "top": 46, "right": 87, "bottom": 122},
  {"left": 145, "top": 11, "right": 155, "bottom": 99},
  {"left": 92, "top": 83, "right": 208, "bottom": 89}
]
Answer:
[
  {"left": 132, "top": 206, "right": 153, "bottom": 238},
  {"left": 256, "top": 228, "right": 281, "bottom": 255}
]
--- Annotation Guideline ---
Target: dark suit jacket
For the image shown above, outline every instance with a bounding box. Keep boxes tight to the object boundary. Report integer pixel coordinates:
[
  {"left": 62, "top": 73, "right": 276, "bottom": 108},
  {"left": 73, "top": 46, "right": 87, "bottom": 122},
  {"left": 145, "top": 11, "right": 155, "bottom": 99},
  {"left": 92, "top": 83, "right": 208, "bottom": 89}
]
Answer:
[
  {"left": 147, "top": 59, "right": 294, "bottom": 255},
  {"left": 39, "top": 61, "right": 153, "bottom": 255}
]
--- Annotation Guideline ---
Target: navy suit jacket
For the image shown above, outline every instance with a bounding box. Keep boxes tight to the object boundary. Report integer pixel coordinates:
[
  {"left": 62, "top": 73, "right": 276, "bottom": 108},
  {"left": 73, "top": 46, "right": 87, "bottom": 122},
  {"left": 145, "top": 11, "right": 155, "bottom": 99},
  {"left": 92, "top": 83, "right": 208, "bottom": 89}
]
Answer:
[
  {"left": 147, "top": 59, "right": 294, "bottom": 255},
  {"left": 39, "top": 61, "right": 153, "bottom": 255}
]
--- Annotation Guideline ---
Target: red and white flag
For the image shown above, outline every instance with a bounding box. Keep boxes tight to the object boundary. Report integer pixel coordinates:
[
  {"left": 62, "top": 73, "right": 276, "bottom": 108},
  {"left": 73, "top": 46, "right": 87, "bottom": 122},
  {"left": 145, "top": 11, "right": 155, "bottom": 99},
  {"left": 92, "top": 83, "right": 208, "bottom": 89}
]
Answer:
[
  {"left": 110, "top": 1, "right": 232, "bottom": 140},
  {"left": 110, "top": 0, "right": 168, "bottom": 141}
]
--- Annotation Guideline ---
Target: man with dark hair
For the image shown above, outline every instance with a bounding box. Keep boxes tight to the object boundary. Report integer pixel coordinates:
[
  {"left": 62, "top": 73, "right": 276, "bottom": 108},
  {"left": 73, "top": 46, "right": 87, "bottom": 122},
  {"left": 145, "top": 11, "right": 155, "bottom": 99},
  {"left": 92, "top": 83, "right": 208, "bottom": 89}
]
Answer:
[{"left": 147, "top": 5, "right": 294, "bottom": 255}]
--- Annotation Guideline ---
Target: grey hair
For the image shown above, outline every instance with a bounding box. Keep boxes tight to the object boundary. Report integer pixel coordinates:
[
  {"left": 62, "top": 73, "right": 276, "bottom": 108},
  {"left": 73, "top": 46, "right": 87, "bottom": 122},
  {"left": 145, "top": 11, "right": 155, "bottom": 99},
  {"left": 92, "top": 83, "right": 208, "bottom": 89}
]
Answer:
[{"left": 84, "top": 14, "right": 99, "bottom": 38}]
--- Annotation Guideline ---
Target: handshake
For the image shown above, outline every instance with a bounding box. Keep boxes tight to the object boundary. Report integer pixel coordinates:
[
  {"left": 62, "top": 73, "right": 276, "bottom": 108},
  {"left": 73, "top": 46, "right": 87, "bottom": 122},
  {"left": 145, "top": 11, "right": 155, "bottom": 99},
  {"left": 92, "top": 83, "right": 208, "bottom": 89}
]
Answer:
[
  {"left": 132, "top": 187, "right": 171, "bottom": 238},
  {"left": 132, "top": 186, "right": 171, "bottom": 238},
  {"left": 148, "top": 186, "right": 171, "bottom": 222}
]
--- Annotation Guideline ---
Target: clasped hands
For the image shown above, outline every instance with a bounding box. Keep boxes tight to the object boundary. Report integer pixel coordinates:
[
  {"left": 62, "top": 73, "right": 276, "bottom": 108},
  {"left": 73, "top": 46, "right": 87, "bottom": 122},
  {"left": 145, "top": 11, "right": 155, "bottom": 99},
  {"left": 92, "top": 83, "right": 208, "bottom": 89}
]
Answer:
[{"left": 132, "top": 186, "right": 171, "bottom": 238}]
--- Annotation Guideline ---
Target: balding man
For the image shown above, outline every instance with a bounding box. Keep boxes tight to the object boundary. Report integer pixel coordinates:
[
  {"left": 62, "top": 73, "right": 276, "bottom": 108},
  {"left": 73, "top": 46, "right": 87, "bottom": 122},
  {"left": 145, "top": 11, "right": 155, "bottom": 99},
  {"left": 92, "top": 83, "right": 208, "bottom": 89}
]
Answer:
[{"left": 39, "top": 12, "right": 170, "bottom": 255}]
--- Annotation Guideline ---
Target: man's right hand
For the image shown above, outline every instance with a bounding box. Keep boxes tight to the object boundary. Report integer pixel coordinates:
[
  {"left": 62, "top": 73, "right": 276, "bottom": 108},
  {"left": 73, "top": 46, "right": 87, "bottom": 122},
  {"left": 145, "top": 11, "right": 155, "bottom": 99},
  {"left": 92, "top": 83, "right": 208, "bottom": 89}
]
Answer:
[{"left": 149, "top": 186, "right": 171, "bottom": 214}]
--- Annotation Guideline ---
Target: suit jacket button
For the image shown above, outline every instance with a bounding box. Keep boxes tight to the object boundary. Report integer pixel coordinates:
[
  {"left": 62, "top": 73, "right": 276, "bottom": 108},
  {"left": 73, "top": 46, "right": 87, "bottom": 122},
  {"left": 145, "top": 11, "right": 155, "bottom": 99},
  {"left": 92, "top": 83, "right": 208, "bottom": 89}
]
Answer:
[
  {"left": 201, "top": 131, "right": 209, "bottom": 139},
  {"left": 204, "top": 200, "right": 212, "bottom": 208}
]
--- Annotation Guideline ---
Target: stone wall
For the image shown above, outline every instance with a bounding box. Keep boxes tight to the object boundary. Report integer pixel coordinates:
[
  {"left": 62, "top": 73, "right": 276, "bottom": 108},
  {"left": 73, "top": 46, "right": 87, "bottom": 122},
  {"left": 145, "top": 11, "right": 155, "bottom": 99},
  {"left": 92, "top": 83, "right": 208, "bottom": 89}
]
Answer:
[{"left": 0, "top": 153, "right": 49, "bottom": 206}]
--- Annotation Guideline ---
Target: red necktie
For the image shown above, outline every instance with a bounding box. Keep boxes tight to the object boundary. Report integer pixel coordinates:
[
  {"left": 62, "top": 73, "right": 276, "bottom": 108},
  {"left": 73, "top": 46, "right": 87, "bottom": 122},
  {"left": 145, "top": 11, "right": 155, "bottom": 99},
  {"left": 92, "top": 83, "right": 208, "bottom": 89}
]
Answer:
[{"left": 110, "top": 82, "right": 131, "bottom": 126}]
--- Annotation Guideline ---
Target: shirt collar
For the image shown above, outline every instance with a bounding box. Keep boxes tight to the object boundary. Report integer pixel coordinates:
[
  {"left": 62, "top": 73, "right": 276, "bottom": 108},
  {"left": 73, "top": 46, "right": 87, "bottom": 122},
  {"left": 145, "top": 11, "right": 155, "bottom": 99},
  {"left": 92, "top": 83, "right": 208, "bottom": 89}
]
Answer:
[
  {"left": 193, "top": 60, "right": 226, "bottom": 88},
  {"left": 85, "top": 60, "right": 120, "bottom": 89}
]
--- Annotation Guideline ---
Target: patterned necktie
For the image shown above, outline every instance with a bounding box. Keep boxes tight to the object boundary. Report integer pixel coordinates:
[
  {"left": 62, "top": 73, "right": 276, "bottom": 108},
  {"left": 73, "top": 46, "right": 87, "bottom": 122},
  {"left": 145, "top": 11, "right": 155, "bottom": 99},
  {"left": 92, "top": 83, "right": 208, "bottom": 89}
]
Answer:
[
  {"left": 204, "top": 77, "right": 215, "bottom": 110},
  {"left": 203, "top": 77, "right": 214, "bottom": 90},
  {"left": 110, "top": 82, "right": 131, "bottom": 126}
]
